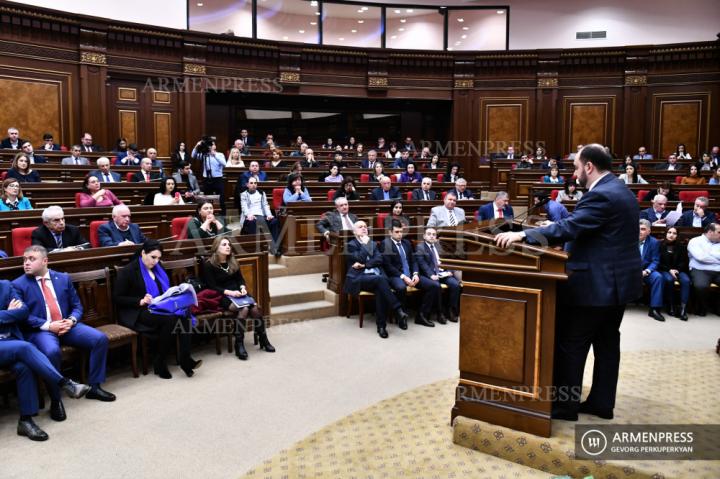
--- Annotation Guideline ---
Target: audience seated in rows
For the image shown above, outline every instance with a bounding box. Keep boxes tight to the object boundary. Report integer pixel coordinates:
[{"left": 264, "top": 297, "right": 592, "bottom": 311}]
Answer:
[
  {"left": 61, "top": 145, "right": 89, "bottom": 166},
  {"left": 659, "top": 226, "right": 690, "bottom": 321},
  {"left": 1, "top": 127, "right": 24, "bottom": 150},
  {"left": 411, "top": 177, "right": 437, "bottom": 201},
  {"left": 115, "top": 143, "right": 140, "bottom": 166},
  {"left": 21, "top": 141, "right": 46, "bottom": 164},
  {"left": 427, "top": 192, "right": 465, "bottom": 227},
  {"left": 449, "top": 178, "right": 474, "bottom": 200},
  {"left": 370, "top": 176, "right": 401, "bottom": 201},
  {"left": 543, "top": 166, "right": 564, "bottom": 184},
  {"left": 31, "top": 206, "right": 88, "bottom": 251},
  {"left": 38, "top": 132, "right": 61, "bottom": 152},
  {"left": 316, "top": 197, "right": 358, "bottom": 240},
  {"left": 618, "top": 164, "right": 647, "bottom": 184},
  {"left": 98, "top": 205, "right": 146, "bottom": 247},
  {"left": 283, "top": 173, "right": 311, "bottom": 204},
  {"left": 79, "top": 175, "right": 123, "bottom": 208},
  {"left": 89, "top": 157, "right": 121, "bottom": 183},
  {"left": 680, "top": 165, "right": 706, "bottom": 185},
  {"left": 398, "top": 163, "right": 422, "bottom": 183},
  {"left": 687, "top": 223, "right": 720, "bottom": 316},
  {"left": 172, "top": 161, "right": 202, "bottom": 201},
  {"left": 477, "top": 192, "right": 513, "bottom": 221},
  {"left": 187, "top": 200, "right": 228, "bottom": 239},
  {"left": 633, "top": 146, "right": 653, "bottom": 160},
  {"left": 238, "top": 177, "right": 280, "bottom": 253},
  {"left": 654, "top": 154, "right": 680, "bottom": 171},
  {"left": 153, "top": 178, "right": 185, "bottom": 206},
  {"left": 640, "top": 195, "right": 669, "bottom": 226},
  {"left": 383, "top": 200, "right": 411, "bottom": 230},
  {"left": 333, "top": 177, "right": 360, "bottom": 201},
  {"left": 324, "top": 163, "right": 343, "bottom": 183},
  {"left": 79, "top": 132, "right": 103, "bottom": 153},
  {"left": 131, "top": 158, "right": 163, "bottom": 183},
  {"left": 557, "top": 181, "right": 583, "bottom": 202},
  {"left": 7, "top": 153, "right": 41, "bottom": 183},
  {"left": 676, "top": 196, "right": 715, "bottom": 228}
]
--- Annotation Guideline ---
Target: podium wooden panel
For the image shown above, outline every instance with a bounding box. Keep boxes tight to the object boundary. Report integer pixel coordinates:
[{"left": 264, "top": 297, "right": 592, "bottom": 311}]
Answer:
[{"left": 443, "top": 222, "right": 568, "bottom": 438}]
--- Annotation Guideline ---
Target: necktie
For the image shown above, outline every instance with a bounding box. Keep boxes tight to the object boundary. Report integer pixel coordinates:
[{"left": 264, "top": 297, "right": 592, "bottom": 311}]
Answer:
[
  {"left": 424, "top": 191, "right": 428, "bottom": 201},
  {"left": 397, "top": 242, "right": 410, "bottom": 277},
  {"left": 40, "top": 278, "right": 62, "bottom": 322},
  {"left": 145, "top": 173, "right": 149, "bottom": 183},
  {"left": 54, "top": 234, "right": 62, "bottom": 248},
  {"left": 105, "top": 173, "right": 111, "bottom": 182},
  {"left": 448, "top": 210, "right": 457, "bottom": 226},
  {"left": 639, "top": 242, "right": 644, "bottom": 256},
  {"left": 74, "top": 158, "right": 78, "bottom": 165},
  {"left": 430, "top": 244, "right": 439, "bottom": 274},
  {"left": 498, "top": 208, "right": 504, "bottom": 219},
  {"left": 342, "top": 214, "right": 353, "bottom": 230}
]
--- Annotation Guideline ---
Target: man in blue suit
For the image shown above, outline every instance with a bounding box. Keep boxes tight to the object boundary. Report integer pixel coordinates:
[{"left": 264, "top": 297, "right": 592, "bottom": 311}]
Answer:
[
  {"left": 415, "top": 227, "right": 461, "bottom": 323},
  {"left": 0, "top": 279, "right": 91, "bottom": 440},
  {"left": 476, "top": 192, "right": 513, "bottom": 221},
  {"left": 98, "top": 205, "right": 147, "bottom": 247},
  {"left": 13, "top": 245, "right": 115, "bottom": 422},
  {"left": 344, "top": 221, "right": 408, "bottom": 339},
  {"left": 639, "top": 219, "right": 665, "bottom": 321},
  {"left": 496, "top": 144, "right": 642, "bottom": 421},
  {"left": 369, "top": 176, "right": 401, "bottom": 201},
  {"left": 639, "top": 194, "right": 669, "bottom": 226}
]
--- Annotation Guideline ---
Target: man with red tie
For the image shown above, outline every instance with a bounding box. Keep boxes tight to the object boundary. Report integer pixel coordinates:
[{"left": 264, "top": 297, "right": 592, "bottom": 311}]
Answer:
[
  {"left": 476, "top": 191, "right": 514, "bottom": 221},
  {"left": 131, "top": 158, "right": 162, "bottom": 182},
  {"left": 12, "top": 245, "right": 115, "bottom": 423}
]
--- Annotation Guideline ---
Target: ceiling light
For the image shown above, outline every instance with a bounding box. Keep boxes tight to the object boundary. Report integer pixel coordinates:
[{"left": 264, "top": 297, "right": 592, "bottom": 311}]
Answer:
[
  {"left": 406, "top": 9, "right": 413, "bottom": 13},
  {"left": 462, "top": 27, "right": 469, "bottom": 31},
  {"left": 391, "top": 35, "right": 397, "bottom": 39},
  {"left": 351, "top": 29, "right": 357, "bottom": 33},
  {"left": 310, "top": 21, "right": 316, "bottom": 25},
  {"left": 455, "top": 41, "right": 461, "bottom": 45},
  {"left": 400, "top": 19, "right": 406, "bottom": 23},
  {"left": 196, "top": 2, "right": 203, "bottom": 5},
  {"left": 357, "top": 9, "right": 363, "bottom": 13},
  {"left": 497, "top": 10, "right": 505, "bottom": 14},
  {"left": 398, "top": 28, "right": 405, "bottom": 32},
  {"left": 361, "top": 7, "right": 368, "bottom": 11},
  {"left": 457, "top": 18, "right": 464, "bottom": 23},
  {"left": 447, "top": 47, "right": 453, "bottom": 51},
  {"left": 282, "top": 36, "right": 288, "bottom": 40},
  {"left": 394, "top": 9, "right": 401, "bottom": 14},
  {"left": 461, "top": 34, "right": 467, "bottom": 39},
  {"left": 339, "top": 37, "right": 344, "bottom": 41},
  {"left": 310, "top": 0, "right": 317, "bottom": 6},
  {"left": 298, "top": 30, "right": 305, "bottom": 34},
  {"left": 358, "top": 20, "right": 364, "bottom": 23},
  {"left": 315, "top": 12, "right": 320, "bottom": 15}
]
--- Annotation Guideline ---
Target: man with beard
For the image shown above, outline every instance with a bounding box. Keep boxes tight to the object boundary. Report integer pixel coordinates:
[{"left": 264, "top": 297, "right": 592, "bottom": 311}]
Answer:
[{"left": 496, "top": 144, "right": 641, "bottom": 422}]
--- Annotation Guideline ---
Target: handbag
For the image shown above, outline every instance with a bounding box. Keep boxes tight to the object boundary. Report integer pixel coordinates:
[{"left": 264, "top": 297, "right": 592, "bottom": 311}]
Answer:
[{"left": 149, "top": 283, "right": 198, "bottom": 316}]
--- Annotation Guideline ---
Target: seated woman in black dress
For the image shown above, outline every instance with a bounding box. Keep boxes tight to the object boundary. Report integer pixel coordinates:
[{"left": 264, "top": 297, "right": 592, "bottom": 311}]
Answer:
[
  {"left": 202, "top": 236, "right": 275, "bottom": 360},
  {"left": 332, "top": 176, "right": 360, "bottom": 201},
  {"left": 186, "top": 200, "right": 229, "bottom": 239},
  {"left": 113, "top": 240, "right": 202, "bottom": 378},
  {"left": 7, "top": 152, "right": 41, "bottom": 183}
]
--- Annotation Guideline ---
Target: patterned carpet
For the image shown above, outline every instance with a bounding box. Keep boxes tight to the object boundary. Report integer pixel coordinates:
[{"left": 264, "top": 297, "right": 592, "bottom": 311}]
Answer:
[{"left": 242, "top": 350, "right": 720, "bottom": 479}]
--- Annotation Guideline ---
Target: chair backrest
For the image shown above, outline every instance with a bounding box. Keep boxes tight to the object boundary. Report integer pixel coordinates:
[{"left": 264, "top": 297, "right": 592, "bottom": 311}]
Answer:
[
  {"left": 360, "top": 173, "right": 370, "bottom": 183},
  {"left": 0, "top": 171, "right": 6, "bottom": 181},
  {"left": 60, "top": 145, "right": 68, "bottom": 151},
  {"left": 126, "top": 172, "right": 134, "bottom": 182},
  {"left": 637, "top": 189, "right": 650, "bottom": 202},
  {"left": 326, "top": 189, "right": 335, "bottom": 201},
  {"left": 550, "top": 189, "right": 560, "bottom": 201},
  {"left": 376, "top": 213, "right": 388, "bottom": 229},
  {"left": 161, "top": 257, "right": 198, "bottom": 286},
  {"left": 441, "top": 191, "right": 447, "bottom": 200},
  {"left": 272, "top": 188, "right": 284, "bottom": 210},
  {"left": 171, "top": 216, "right": 192, "bottom": 240},
  {"left": 437, "top": 173, "right": 443, "bottom": 183},
  {"left": 68, "top": 268, "right": 112, "bottom": 326},
  {"left": 679, "top": 190, "right": 709, "bottom": 204},
  {"left": 11, "top": 227, "right": 36, "bottom": 257},
  {"left": 674, "top": 175, "right": 684, "bottom": 184},
  {"left": 89, "top": 220, "right": 105, "bottom": 248},
  {"left": 74, "top": 192, "right": 82, "bottom": 207},
  {"left": 406, "top": 190, "right": 413, "bottom": 201}
]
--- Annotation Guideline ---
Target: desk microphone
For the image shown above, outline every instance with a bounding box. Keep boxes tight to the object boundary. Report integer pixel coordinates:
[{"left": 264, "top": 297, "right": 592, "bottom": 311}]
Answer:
[{"left": 513, "top": 196, "right": 551, "bottom": 224}]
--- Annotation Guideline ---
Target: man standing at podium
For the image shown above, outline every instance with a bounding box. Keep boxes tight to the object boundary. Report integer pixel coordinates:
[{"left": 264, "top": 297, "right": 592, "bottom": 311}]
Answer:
[{"left": 495, "top": 144, "right": 641, "bottom": 421}]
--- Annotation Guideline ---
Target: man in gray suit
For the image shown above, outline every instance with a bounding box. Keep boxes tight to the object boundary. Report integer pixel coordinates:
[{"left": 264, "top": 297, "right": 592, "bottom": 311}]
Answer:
[
  {"left": 426, "top": 192, "right": 466, "bottom": 227},
  {"left": 61, "top": 145, "right": 89, "bottom": 166},
  {"left": 172, "top": 161, "right": 201, "bottom": 200},
  {"left": 411, "top": 177, "right": 437, "bottom": 201},
  {"left": 316, "top": 197, "right": 359, "bottom": 240}
]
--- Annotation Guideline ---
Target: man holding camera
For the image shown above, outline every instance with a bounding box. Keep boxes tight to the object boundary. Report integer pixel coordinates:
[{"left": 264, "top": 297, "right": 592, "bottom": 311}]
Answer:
[{"left": 192, "top": 136, "right": 227, "bottom": 214}]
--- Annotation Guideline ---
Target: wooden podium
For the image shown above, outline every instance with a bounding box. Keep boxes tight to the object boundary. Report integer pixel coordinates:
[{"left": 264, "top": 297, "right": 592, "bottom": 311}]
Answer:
[{"left": 443, "top": 222, "right": 568, "bottom": 438}]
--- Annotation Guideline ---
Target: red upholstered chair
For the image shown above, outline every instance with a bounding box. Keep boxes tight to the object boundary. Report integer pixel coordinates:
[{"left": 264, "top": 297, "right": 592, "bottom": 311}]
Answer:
[
  {"left": 441, "top": 191, "right": 447, "bottom": 200},
  {"left": 171, "top": 216, "right": 192, "bottom": 240},
  {"left": 550, "top": 189, "right": 560, "bottom": 201},
  {"left": 437, "top": 173, "right": 444, "bottom": 183},
  {"left": 376, "top": 213, "right": 388, "bottom": 230},
  {"left": 679, "top": 191, "right": 709, "bottom": 204},
  {"left": 12, "top": 227, "right": 36, "bottom": 257},
  {"left": 637, "top": 190, "right": 650, "bottom": 202},
  {"left": 326, "top": 190, "right": 335, "bottom": 201},
  {"left": 406, "top": 191, "right": 413, "bottom": 201},
  {"left": 0, "top": 171, "right": 6, "bottom": 181},
  {"left": 126, "top": 172, "right": 134, "bottom": 182},
  {"left": 674, "top": 176, "right": 684, "bottom": 184},
  {"left": 360, "top": 174, "right": 370, "bottom": 183},
  {"left": 74, "top": 192, "right": 82, "bottom": 207},
  {"left": 89, "top": 220, "right": 105, "bottom": 248},
  {"left": 60, "top": 145, "right": 68, "bottom": 152},
  {"left": 272, "top": 188, "right": 284, "bottom": 210}
]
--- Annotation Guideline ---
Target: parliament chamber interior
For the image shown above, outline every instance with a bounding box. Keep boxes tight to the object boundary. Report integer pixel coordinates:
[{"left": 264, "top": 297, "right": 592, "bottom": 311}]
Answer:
[{"left": 0, "top": 0, "right": 718, "bottom": 477}]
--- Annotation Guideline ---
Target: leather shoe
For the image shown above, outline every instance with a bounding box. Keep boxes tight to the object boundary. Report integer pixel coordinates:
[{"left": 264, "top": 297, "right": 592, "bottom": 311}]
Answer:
[
  {"left": 377, "top": 327, "right": 388, "bottom": 339},
  {"left": 579, "top": 402, "right": 614, "bottom": 419},
  {"left": 414, "top": 314, "right": 435, "bottom": 327},
  {"left": 551, "top": 407, "right": 578, "bottom": 421},
  {"left": 396, "top": 309, "right": 409, "bottom": 330},
  {"left": 448, "top": 313, "right": 459, "bottom": 323},
  {"left": 17, "top": 418, "right": 48, "bottom": 441},
  {"left": 153, "top": 361, "right": 172, "bottom": 379},
  {"left": 86, "top": 386, "right": 116, "bottom": 402},
  {"left": 648, "top": 308, "right": 665, "bottom": 322},
  {"left": 436, "top": 313, "right": 448, "bottom": 325},
  {"left": 50, "top": 400, "right": 66, "bottom": 422},
  {"left": 60, "top": 379, "right": 90, "bottom": 399},
  {"left": 679, "top": 305, "right": 688, "bottom": 322}
]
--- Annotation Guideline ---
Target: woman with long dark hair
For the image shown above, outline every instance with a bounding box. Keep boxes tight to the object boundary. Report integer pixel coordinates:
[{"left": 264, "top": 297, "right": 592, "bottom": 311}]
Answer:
[
  {"left": 7, "top": 152, "right": 41, "bottom": 183},
  {"left": 283, "top": 173, "right": 311, "bottom": 203},
  {"left": 78, "top": 174, "right": 123, "bottom": 207},
  {"left": 658, "top": 227, "right": 690, "bottom": 321},
  {"left": 332, "top": 176, "right": 359, "bottom": 201},
  {"left": 187, "top": 200, "right": 228, "bottom": 239}
]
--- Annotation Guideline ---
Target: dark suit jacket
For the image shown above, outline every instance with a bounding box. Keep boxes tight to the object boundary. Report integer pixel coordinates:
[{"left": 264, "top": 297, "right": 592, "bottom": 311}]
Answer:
[
  {"left": 369, "top": 187, "right": 401, "bottom": 201},
  {"left": 411, "top": 188, "right": 437, "bottom": 201},
  {"left": 676, "top": 210, "right": 716, "bottom": 228},
  {"left": 640, "top": 235, "right": 660, "bottom": 272},
  {"left": 113, "top": 259, "right": 159, "bottom": 328},
  {"left": 36, "top": 143, "right": 61, "bottom": 151},
  {"left": 31, "top": 224, "right": 88, "bottom": 250},
  {"left": 97, "top": 221, "right": 146, "bottom": 247},
  {"left": 380, "top": 237, "right": 418, "bottom": 279},
  {"left": 415, "top": 242, "right": 443, "bottom": 278},
  {"left": 131, "top": 171, "right": 162, "bottom": 182},
  {"left": 80, "top": 144, "right": 104, "bottom": 153},
  {"left": 0, "top": 138, "right": 25, "bottom": 149},
  {"left": 641, "top": 190, "right": 677, "bottom": 202},
  {"left": 525, "top": 174, "right": 642, "bottom": 306},
  {"left": 448, "top": 189, "right": 474, "bottom": 200},
  {"left": 658, "top": 241, "right": 689, "bottom": 273},
  {"left": 316, "top": 211, "right": 359, "bottom": 235},
  {"left": 476, "top": 202, "right": 514, "bottom": 221},
  {"left": 639, "top": 207, "right": 669, "bottom": 222},
  {"left": 343, "top": 238, "right": 388, "bottom": 295},
  {"left": 29, "top": 154, "right": 47, "bottom": 164},
  {"left": 89, "top": 170, "right": 122, "bottom": 183},
  {"left": 12, "top": 270, "right": 83, "bottom": 330},
  {"left": 0, "top": 280, "right": 29, "bottom": 340},
  {"left": 653, "top": 163, "right": 681, "bottom": 171}
]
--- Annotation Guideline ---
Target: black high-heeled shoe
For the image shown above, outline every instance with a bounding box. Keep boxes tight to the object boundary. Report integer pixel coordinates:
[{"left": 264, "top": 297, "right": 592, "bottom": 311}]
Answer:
[
  {"left": 180, "top": 358, "right": 202, "bottom": 377},
  {"left": 255, "top": 332, "right": 276, "bottom": 353},
  {"left": 235, "top": 334, "right": 248, "bottom": 360}
]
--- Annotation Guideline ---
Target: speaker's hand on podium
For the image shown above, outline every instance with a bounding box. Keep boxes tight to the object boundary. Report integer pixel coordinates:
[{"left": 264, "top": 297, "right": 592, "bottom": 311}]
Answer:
[{"left": 495, "top": 231, "right": 525, "bottom": 248}]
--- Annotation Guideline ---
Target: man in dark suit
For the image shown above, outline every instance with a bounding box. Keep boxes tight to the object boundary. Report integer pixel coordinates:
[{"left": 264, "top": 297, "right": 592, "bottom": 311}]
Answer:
[
  {"left": 370, "top": 176, "right": 401, "bottom": 201},
  {"left": 12, "top": 245, "right": 115, "bottom": 421},
  {"left": 98, "top": 205, "right": 147, "bottom": 247},
  {"left": 32, "top": 206, "right": 88, "bottom": 251},
  {"left": 89, "top": 157, "right": 122, "bottom": 183},
  {"left": 238, "top": 160, "right": 268, "bottom": 191},
  {"left": 0, "top": 280, "right": 91, "bottom": 441},
  {"left": 21, "top": 141, "right": 47, "bottom": 164},
  {"left": 653, "top": 154, "right": 680, "bottom": 171},
  {"left": 415, "top": 227, "right": 461, "bottom": 323},
  {"left": 392, "top": 150, "right": 412, "bottom": 169},
  {"left": 361, "top": 149, "right": 380, "bottom": 169},
  {"left": 0, "top": 127, "right": 24, "bottom": 149},
  {"left": 639, "top": 219, "right": 665, "bottom": 321},
  {"left": 448, "top": 178, "right": 475, "bottom": 200},
  {"left": 316, "top": 197, "right": 359, "bottom": 240},
  {"left": 676, "top": 196, "right": 716, "bottom": 228},
  {"left": 639, "top": 194, "right": 669, "bottom": 225},
  {"left": 239, "top": 128, "right": 254, "bottom": 147},
  {"left": 476, "top": 191, "right": 513, "bottom": 221},
  {"left": 496, "top": 144, "right": 642, "bottom": 421},
  {"left": 131, "top": 158, "right": 163, "bottom": 182},
  {"left": 411, "top": 177, "right": 437, "bottom": 201},
  {"left": 79, "top": 132, "right": 103, "bottom": 153},
  {"left": 38, "top": 132, "right": 61, "bottom": 151},
  {"left": 380, "top": 220, "right": 439, "bottom": 328},
  {"left": 344, "top": 221, "right": 408, "bottom": 338}
]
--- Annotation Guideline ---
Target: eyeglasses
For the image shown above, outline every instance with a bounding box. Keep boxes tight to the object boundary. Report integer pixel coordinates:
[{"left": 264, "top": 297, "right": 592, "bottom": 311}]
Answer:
[{"left": 7, "top": 184, "right": 19, "bottom": 188}]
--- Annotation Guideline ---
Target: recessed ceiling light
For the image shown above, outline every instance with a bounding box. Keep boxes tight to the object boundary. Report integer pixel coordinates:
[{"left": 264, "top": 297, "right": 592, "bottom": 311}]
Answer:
[
  {"left": 298, "top": 30, "right": 305, "bottom": 34},
  {"left": 457, "top": 18, "right": 464, "bottom": 23},
  {"left": 351, "top": 29, "right": 357, "bottom": 33},
  {"left": 455, "top": 41, "right": 461, "bottom": 45},
  {"left": 310, "top": 0, "right": 317, "bottom": 6},
  {"left": 315, "top": 12, "right": 320, "bottom": 15},
  {"left": 358, "top": 20, "right": 364, "bottom": 24},
  {"left": 400, "top": 19, "right": 406, "bottom": 23},
  {"left": 361, "top": 7, "right": 368, "bottom": 11},
  {"left": 339, "top": 37, "right": 344, "bottom": 41},
  {"left": 391, "top": 35, "right": 397, "bottom": 39},
  {"left": 406, "top": 9, "right": 413, "bottom": 13},
  {"left": 310, "top": 21, "right": 316, "bottom": 25},
  {"left": 283, "top": 36, "right": 288, "bottom": 40},
  {"left": 462, "top": 27, "right": 469, "bottom": 31},
  {"left": 447, "top": 47, "right": 453, "bottom": 51},
  {"left": 461, "top": 34, "right": 467, "bottom": 39},
  {"left": 357, "top": 9, "right": 363, "bottom": 13},
  {"left": 398, "top": 28, "right": 405, "bottom": 32},
  {"left": 196, "top": 2, "right": 203, "bottom": 6},
  {"left": 497, "top": 10, "right": 505, "bottom": 14},
  {"left": 394, "top": 9, "right": 401, "bottom": 14}
]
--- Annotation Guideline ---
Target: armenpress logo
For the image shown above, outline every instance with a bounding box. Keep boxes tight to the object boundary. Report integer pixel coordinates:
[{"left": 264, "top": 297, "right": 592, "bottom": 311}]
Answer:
[{"left": 580, "top": 429, "right": 608, "bottom": 456}]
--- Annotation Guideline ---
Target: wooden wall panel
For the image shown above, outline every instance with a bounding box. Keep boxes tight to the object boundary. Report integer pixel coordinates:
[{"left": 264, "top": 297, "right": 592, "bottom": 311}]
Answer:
[
  {"left": 153, "top": 113, "right": 171, "bottom": 157},
  {"left": 119, "top": 110, "right": 138, "bottom": 145},
  {"left": 660, "top": 101, "right": 701, "bottom": 159},
  {"left": 0, "top": 76, "right": 62, "bottom": 145},
  {"left": 479, "top": 97, "right": 530, "bottom": 155},
  {"left": 562, "top": 96, "right": 616, "bottom": 156}
]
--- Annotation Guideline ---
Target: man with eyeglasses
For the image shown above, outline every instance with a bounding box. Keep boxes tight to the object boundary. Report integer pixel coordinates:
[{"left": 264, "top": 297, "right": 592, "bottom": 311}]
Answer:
[
  {"left": 60, "top": 145, "right": 89, "bottom": 166},
  {"left": 31, "top": 206, "right": 89, "bottom": 252},
  {"left": 80, "top": 132, "right": 103, "bottom": 153}
]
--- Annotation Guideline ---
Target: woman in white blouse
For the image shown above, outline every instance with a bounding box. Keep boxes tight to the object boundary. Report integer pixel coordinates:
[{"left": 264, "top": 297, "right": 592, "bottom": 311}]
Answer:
[
  {"left": 226, "top": 147, "right": 245, "bottom": 168},
  {"left": 153, "top": 177, "right": 185, "bottom": 205},
  {"left": 618, "top": 164, "right": 647, "bottom": 184}
]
